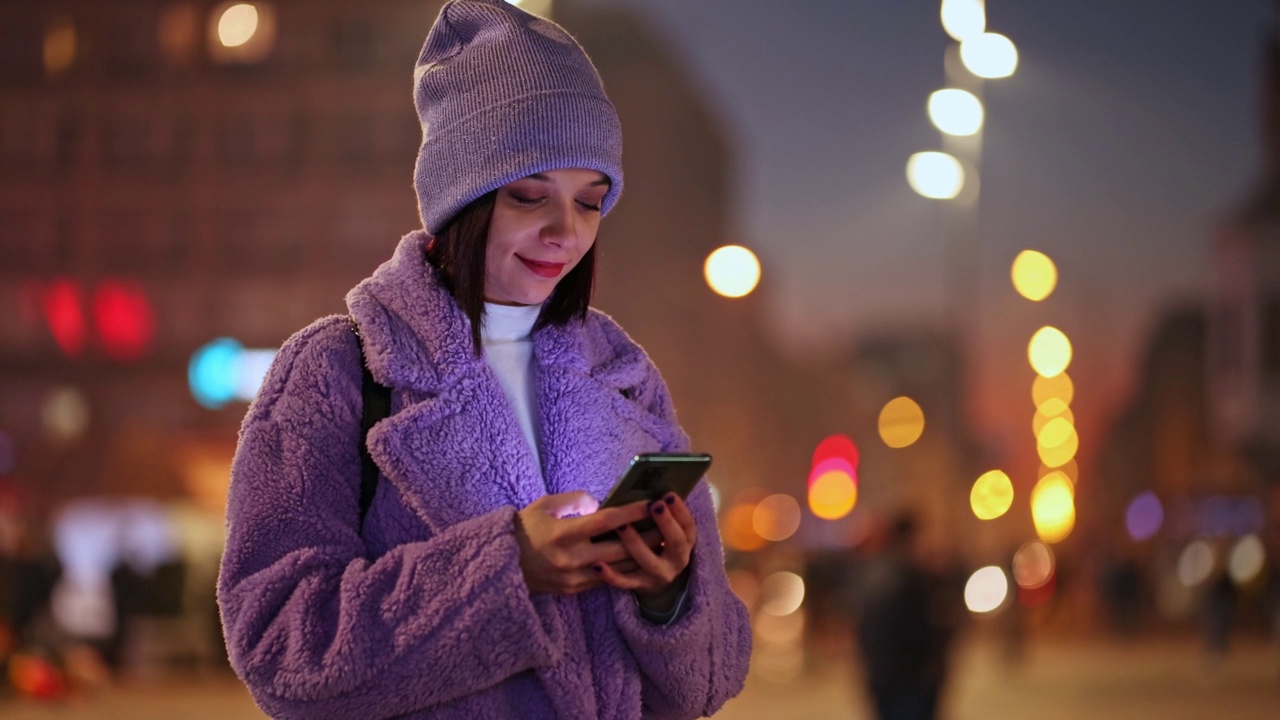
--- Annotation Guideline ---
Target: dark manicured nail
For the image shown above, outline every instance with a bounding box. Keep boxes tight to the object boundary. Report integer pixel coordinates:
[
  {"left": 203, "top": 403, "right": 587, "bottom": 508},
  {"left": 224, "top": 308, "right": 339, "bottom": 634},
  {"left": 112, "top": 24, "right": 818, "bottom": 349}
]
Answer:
[
  {"left": 616, "top": 525, "right": 629, "bottom": 533},
  {"left": 652, "top": 503, "right": 665, "bottom": 515},
  {"left": 664, "top": 494, "right": 677, "bottom": 505},
  {"left": 592, "top": 564, "right": 604, "bottom": 573}
]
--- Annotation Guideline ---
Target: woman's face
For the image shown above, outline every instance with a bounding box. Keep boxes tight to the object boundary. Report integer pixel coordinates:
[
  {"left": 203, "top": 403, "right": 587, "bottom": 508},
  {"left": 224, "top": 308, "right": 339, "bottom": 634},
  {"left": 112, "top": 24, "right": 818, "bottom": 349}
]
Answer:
[{"left": 484, "top": 167, "right": 609, "bottom": 306}]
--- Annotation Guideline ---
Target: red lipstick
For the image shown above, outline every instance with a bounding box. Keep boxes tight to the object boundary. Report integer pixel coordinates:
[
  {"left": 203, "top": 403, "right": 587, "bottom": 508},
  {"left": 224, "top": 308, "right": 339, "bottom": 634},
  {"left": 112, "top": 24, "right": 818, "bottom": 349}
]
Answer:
[{"left": 518, "top": 256, "right": 565, "bottom": 278}]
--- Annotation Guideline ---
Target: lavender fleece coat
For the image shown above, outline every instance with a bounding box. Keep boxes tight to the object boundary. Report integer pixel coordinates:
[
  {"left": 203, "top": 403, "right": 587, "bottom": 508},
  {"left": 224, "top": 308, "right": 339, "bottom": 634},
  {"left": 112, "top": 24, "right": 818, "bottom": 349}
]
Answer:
[{"left": 217, "top": 232, "right": 752, "bottom": 719}]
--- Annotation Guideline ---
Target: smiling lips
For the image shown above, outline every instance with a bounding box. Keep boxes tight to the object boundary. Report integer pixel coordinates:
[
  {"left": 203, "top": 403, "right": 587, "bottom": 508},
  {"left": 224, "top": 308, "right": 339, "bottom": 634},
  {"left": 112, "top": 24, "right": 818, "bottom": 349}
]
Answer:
[{"left": 518, "top": 256, "right": 565, "bottom": 278}]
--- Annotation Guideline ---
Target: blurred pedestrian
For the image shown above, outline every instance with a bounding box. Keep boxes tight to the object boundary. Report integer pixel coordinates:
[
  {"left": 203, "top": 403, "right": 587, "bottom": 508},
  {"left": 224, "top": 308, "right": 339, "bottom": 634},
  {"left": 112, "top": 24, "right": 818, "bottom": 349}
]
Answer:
[
  {"left": 849, "top": 512, "right": 957, "bottom": 720},
  {"left": 215, "top": 2, "right": 750, "bottom": 718}
]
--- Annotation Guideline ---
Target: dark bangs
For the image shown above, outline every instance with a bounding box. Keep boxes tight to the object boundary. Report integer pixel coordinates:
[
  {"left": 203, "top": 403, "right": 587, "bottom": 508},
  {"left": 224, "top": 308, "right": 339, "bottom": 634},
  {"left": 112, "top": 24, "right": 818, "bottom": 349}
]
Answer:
[{"left": 425, "top": 193, "right": 597, "bottom": 355}]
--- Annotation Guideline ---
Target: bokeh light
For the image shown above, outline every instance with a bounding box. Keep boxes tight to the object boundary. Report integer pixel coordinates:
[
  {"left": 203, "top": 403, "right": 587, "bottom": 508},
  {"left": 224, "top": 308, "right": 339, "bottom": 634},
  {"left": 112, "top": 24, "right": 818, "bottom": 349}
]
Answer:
[
  {"left": 1125, "top": 491, "right": 1163, "bottom": 541},
  {"left": 812, "top": 434, "right": 859, "bottom": 471},
  {"left": 928, "top": 89, "right": 983, "bottom": 136},
  {"left": 43, "top": 17, "right": 77, "bottom": 78},
  {"left": 218, "top": 3, "right": 259, "bottom": 47},
  {"left": 189, "top": 338, "right": 244, "bottom": 409},
  {"left": 1011, "top": 250, "right": 1058, "bottom": 302},
  {"left": 1037, "top": 416, "right": 1075, "bottom": 450},
  {"left": 91, "top": 279, "right": 155, "bottom": 361},
  {"left": 722, "top": 501, "right": 767, "bottom": 552},
  {"left": 808, "top": 456, "right": 856, "bottom": 488},
  {"left": 1033, "top": 371, "right": 1075, "bottom": 409},
  {"left": 960, "top": 32, "right": 1018, "bottom": 79},
  {"left": 1045, "top": 459, "right": 1078, "bottom": 484},
  {"left": 970, "top": 470, "right": 1014, "bottom": 520},
  {"left": 1177, "top": 540, "right": 1214, "bottom": 587},
  {"left": 1028, "top": 326, "right": 1073, "bottom": 378},
  {"left": 1036, "top": 424, "right": 1079, "bottom": 469},
  {"left": 940, "top": 0, "right": 985, "bottom": 42},
  {"left": 878, "top": 396, "right": 925, "bottom": 448},
  {"left": 1033, "top": 404, "right": 1075, "bottom": 437},
  {"left": 42, "top": 387, "right": 90, "bottom": 442},
  {"left": 1031, "top": 472, "right": 1075, "bottom": 543},
  {"left": 759, "top": 572, "right": 806, "bottom": 616},
  {"left": 704, "top": 245, "right": 762, "bottom": 298},
  {"left": 1228, "top": 535, "right": 1265, "bottom": 585},
  {"left": 1013, "top": 541, "right": 1055, "bottom": 590},
  {"left": 964, "top": 566, "right": 1009, "bottom": 614},
  {"left": 906, "top": 151, "right": 964, "bottom": 200},
  {"left": 808, "top": 470, "right": 858, "bottom": 520},
  {"left": 42, "top": 279, "right": 86, "bottom": 357},
  {"left": 752, "top": 494, "right": 802, "bottom": 542}
]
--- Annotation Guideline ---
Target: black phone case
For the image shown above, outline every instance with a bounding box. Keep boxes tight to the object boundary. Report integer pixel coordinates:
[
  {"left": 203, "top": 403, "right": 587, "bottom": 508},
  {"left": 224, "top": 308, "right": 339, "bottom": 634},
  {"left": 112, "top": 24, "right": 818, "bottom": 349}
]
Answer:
[{"left": 589, "top": 453, "right": 712, "bottom": 543}]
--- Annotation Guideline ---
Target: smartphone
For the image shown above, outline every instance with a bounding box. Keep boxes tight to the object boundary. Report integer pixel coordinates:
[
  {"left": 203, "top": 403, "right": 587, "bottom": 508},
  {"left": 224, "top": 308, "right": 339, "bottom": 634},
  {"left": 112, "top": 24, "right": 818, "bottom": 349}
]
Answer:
[{"left": 589, "top": 453, "right": 712, "bottom": 543}]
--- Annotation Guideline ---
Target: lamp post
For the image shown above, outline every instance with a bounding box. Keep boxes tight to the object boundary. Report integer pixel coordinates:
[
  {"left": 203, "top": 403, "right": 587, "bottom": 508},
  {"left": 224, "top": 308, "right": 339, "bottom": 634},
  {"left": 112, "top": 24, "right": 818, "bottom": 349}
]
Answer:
[{"left": 907, "top": 0, "right": 1017, "bottom": 332}]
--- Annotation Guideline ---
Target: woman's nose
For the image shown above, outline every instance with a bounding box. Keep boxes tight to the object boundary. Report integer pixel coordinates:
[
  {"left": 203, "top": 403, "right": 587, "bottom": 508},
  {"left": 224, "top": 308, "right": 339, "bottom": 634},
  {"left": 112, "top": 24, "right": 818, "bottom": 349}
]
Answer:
[{"left": 539, "top": 200, "right": 577, "bottom": 246}]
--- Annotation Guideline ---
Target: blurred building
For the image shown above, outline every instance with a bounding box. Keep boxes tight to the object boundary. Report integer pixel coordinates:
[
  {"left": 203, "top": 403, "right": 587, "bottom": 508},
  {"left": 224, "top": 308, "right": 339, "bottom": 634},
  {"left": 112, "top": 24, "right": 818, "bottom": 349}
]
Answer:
[
  {"left": 843, "top": 330, "right": 983, "bottom": 556},
  {"left": 0, "top": 0, "right": 841, "bottom": 538},
  {"left": 1208, "top": 10, "right": 1280, "bottom": 499}
]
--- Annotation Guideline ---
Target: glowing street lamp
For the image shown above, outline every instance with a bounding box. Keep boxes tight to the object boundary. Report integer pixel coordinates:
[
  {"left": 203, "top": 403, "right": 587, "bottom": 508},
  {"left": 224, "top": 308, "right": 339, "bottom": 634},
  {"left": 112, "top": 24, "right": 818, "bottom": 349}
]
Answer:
[
  {"left": 704, "top": 245, "right": 761, "bottom": 298},
  {"left": 960, "top": 32, "right": 1018, "bottom": 79},
  {"left": 940, "top": 0, "right": 986, "bottom": 42},
  {"left": 906, "top": 151, "right": 964, "bottom": 200},
  {"left": 217, "top": 3, "right": 259, "bottom": 48},
  {"left": 928, "top": 89, "right": 984, "bottom": 137},
  {"left": 1028, "top": 326, "right": 1072, "bottom": 378}
]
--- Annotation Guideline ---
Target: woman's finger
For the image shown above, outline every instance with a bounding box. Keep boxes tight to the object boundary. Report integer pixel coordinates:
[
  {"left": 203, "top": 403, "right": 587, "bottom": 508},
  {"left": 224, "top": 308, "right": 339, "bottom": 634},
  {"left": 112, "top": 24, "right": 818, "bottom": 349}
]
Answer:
[
  {"left": 663, "top": 494, "right": 698, "bottom": 548},
  {"left": 593, "top": 559, "right": 645, "bottom": 591}
]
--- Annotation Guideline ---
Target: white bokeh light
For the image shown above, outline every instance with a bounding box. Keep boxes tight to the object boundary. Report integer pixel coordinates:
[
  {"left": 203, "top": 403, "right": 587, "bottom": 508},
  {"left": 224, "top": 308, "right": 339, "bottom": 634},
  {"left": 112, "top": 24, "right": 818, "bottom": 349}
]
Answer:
[
  {"left": 964, "top": 566, "right": 1009, "bottom": 614},
  {"left": 906, "top": 151, "right": 965, "bottom": 200},
  {"left": 960, "top": 32, "right": 1018, "bottom": 79},
  {"left": 928, "top": 89, "right": 984, "bottom": 136}
]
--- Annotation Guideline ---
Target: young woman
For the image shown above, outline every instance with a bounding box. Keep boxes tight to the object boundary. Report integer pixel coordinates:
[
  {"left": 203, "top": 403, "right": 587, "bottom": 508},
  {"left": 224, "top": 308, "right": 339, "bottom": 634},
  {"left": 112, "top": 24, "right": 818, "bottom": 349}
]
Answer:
[{"left": 216, "top": 1, "right": 752, "bottom": 718}]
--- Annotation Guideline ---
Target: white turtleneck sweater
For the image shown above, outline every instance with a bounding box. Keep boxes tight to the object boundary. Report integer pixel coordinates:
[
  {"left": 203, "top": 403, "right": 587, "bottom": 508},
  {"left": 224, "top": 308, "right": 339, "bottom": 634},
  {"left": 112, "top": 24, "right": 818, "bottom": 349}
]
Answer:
[
  {"left": 480, "top": 302, "right": 687, "bottom": 624},
  {"left": 481, "top": 302, "right": 544, "bottom": 468}
]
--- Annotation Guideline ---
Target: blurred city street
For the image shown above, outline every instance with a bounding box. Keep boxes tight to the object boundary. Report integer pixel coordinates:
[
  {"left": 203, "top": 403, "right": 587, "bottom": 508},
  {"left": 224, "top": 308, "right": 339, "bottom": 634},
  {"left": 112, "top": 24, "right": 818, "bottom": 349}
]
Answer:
[{"left": 4, "top": 632, "right": 1276, "bottom": 719}]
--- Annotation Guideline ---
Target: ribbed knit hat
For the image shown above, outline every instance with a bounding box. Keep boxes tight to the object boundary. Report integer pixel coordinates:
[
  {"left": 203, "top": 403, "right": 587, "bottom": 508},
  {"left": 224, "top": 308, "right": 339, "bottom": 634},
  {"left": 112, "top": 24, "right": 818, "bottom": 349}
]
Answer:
[{"left": 412, "top": 0, "right": 624, "bottom": 235}]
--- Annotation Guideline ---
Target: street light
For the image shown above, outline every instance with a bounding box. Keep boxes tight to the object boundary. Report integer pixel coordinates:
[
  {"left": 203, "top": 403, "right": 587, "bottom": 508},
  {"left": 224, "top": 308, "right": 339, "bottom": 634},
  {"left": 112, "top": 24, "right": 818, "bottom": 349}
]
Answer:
[
  {"left": 960, "top": 32, "right": 1019, "bottom": 79},
  {"left": 928, "top": 88, "right": 984, "bottom": 136},
  {"left": 906, "top": 151, "right": 965, "bottom": 200},
  {"left": 940, "top": 0, "right": 986, "bottom": 42}
]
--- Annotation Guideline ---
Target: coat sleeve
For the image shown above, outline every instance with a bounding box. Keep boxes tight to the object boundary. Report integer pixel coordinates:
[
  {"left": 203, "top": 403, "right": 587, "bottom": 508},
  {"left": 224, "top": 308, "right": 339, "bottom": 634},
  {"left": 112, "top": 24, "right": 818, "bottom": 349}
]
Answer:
[
  {"left": 607, "top": 369, "right": 752, "bottom": 719},
  {"left": 217, "top": 317, "right": 564, "bottom": 720}
]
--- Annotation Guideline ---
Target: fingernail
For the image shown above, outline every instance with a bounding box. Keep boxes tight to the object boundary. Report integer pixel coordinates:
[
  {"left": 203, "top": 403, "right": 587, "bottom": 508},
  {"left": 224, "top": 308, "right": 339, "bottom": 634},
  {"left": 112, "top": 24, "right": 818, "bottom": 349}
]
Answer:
[
  {"left": 652, "top": 503, "right": 665, "bottom": 515},
  {"left": 616, "top": 525, "right": 628, "bottom": 533},
  {"left": 592, "top": 564, "right": 604, "bottom": 573},
  {"left": 664, "top": 494, "right": 676, "bottom": 505}
]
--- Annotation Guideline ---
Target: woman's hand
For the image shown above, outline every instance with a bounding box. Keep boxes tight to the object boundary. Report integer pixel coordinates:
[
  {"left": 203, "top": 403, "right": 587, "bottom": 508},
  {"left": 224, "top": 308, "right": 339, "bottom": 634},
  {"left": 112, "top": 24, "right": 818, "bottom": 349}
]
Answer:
[
  {"left": 595, "top": 493, "right": 698, "bottom": 613},
  {"left": 514, "top": 491, "right": 655, "bottom": 596}
]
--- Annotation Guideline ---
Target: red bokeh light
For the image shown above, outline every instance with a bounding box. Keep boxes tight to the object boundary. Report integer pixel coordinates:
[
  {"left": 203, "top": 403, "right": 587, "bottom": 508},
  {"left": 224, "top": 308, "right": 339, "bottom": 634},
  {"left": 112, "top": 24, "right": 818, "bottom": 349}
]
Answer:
[
  {"left": 41, "top": 279, "right": 85, "bottom": 357},
  {"left": 91, "top": 279, "right": 154, "bottom": 361}
]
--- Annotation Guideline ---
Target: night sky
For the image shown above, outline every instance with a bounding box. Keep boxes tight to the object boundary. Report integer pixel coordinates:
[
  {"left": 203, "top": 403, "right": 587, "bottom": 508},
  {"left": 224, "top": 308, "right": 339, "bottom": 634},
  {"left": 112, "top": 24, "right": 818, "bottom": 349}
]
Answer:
[{"left": 610, "top": 0, "right": 1273, "bottom": 462}]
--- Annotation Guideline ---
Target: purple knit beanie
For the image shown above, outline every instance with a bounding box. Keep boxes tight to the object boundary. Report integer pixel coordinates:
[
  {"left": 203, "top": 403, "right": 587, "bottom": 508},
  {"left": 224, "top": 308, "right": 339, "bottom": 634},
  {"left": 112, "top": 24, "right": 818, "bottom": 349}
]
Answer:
[{"left": 412, "top": 0, "right": 624, "bottom": 235}]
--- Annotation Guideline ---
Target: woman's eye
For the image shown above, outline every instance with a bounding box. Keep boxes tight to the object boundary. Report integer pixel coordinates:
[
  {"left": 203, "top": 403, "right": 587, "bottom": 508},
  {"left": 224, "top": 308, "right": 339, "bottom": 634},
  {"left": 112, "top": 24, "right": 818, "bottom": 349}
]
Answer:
[
  {"left": 511, "top": 194, "right": 543, "bottom": 205},
  {"left": 577, "top": 200, "right": 603, "bottom": 212}
]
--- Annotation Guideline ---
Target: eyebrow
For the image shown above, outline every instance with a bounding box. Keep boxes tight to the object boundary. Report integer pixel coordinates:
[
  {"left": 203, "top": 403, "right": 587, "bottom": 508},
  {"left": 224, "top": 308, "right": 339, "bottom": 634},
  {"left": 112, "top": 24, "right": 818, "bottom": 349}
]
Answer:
[{"left": 526, "top": 172, "right": 610, "bottom": 187}]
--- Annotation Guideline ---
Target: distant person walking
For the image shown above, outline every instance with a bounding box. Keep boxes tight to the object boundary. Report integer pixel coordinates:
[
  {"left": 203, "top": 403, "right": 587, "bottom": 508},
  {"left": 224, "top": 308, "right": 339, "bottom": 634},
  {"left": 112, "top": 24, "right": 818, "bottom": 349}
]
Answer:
[{"left": 849, "top": 513, "right": 957, "bottom": 720}]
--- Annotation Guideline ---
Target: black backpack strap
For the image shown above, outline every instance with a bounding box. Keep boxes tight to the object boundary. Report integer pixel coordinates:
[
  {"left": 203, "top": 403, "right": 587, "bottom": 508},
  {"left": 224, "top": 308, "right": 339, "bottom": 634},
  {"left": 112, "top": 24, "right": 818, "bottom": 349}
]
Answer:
[{"left": 349, "top": 316, "right": 391, "bottom": 531}]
